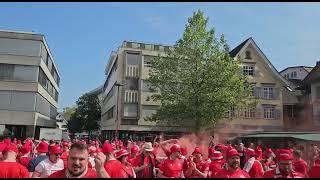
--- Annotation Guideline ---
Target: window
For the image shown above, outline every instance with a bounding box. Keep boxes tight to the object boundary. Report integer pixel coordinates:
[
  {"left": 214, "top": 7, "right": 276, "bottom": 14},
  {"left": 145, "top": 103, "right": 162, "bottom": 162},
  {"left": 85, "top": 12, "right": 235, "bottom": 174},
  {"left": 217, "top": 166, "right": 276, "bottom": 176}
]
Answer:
[
  {"left": 126, "top": 53, "right": 140, "bottom": 65},
  {"left": 139, "top": 43, "right": 145, "bottom": 49},
  {"left": 227, "top": 107, "right": 235, "bottom": 118},
  {"left": 293, "top": 71, "right": 297, "bottom": 78},
  {"left": 103, "top": 86, "right": 114, "bottom": 105},
  {"left": 245, "top": 51, "right": 252, "bottom": 59},
  {"left": 125, "top": 78, "right": 139, "bottom": 90},
  {"left": 154, "top": 45, "right": 160, "bottom": 51},
  {"left": 244, "top": 108, "right": 255, "bottom": 118},
  {"left": 105, "top": 106, "right": 114, "bottom": 120},
  {"left": 47, "top": 56, "right": 53, "bottom": 72},
  {"left": 142, "top": 80, "right": 158, "bottom": 92},
  {"left": 290, "top": 72, "right": 294, "bottom": 78},
  {"left": 126, "top": 42, "right": 132, "bottom": 48},
  {"left": 264, "top": 106, "right": 275, "bottom": 119},
  {"left": 144, "top": 55, "right": 153, "bottom": 67},
  {"left": 243, "top": 65, "right": 255, "bottom": 76},
  {"left": 124, "top": 104, "right": 138, "bottom": 117},
  {"left": 0, "top": 63, "right": 14, "bottom": 80},
  {"left": 263, "top": 87, "right": 274, "bottom": 99}
]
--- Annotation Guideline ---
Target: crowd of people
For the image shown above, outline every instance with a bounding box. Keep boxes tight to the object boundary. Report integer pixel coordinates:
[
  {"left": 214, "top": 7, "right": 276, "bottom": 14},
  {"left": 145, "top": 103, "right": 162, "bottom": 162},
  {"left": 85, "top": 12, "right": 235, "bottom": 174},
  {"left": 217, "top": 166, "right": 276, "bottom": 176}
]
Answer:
[{"left": 0, "top": 136, "right": 320, "bottom": 178}]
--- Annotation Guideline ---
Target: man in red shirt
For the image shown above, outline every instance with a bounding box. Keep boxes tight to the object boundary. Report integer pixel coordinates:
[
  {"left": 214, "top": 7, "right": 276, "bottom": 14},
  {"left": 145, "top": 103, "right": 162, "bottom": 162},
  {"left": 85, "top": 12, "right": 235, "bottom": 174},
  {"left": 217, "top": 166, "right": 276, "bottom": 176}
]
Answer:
[
  {"left": 292, "top": 149, "right": 308, "bottom": 176},
  {"left": 49, "top": 142, "right": 96, "bottom": 178},
  {"left": 214, "top": 149, "right": 250, "bottom": 178},
  {"left": 184, "top": 147, "right": 209, "bottom": 178},
  {"left": 243, "top": 148, "right": 264, "bottom": 178},
  {"left": 158, "top": 144, "right": 183, "bottom": 178},
  {"left": 0, "top": 144, "right": 29, "bottom": 178},
  {"left": 127, "top": 145, "right": 139, "bottom": 165},
  {"left": 263, "top": 149, "right": 305, "bottom": 178},
  {"left": 208, "top": 151, "right": 225, "bottom": 177},
  {"left": 308, "top": 158, "right": 320, "bottom": 178},
  {"left": 95, "top": 142, "right": 128, "bottom": 178},
  {"left": 261, "top": 148, "right": 276, "bottom": 171},
  {"left": 131, "top": 142, "right": 156, "bottom": 178},
  {"left": 18, "top": 144, "right": 32, "bottom": 168}
]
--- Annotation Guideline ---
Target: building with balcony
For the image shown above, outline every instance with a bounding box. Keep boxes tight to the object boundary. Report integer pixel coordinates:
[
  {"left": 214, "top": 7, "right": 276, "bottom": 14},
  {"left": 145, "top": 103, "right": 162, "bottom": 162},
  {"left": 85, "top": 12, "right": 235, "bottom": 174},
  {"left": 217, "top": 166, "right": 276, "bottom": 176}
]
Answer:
[
  {"left": 101, "top": 38, "right": 295, "bottom": 140},
  {"left": 0, "top": 30, "right": 61, "bottom": 139}
]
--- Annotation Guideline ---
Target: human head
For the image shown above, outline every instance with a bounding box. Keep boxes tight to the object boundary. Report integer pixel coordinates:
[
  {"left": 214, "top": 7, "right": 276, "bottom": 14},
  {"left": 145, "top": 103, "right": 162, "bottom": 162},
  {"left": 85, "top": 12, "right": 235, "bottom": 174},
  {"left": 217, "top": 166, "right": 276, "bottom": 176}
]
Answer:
[
  {"left": 278, "top": 150, "right": 293, "bottom": 176},
  {"left": 3, "top": 144, "right": 19, "bottom": 160},
  {"left": 36, "top": 141, "right": 49, "bottom": 154},
  {"left": 211, "top": 151, "right": 223, "bottom": 161},
  {"left": 115, "top": 149, "right": 129, "bottom": 164},
  {"left": 226, "top": 149, "right": 240, "bottom": 170},
  {"left": 49, "top": 145, "right": 62, "bottom": 163},
  {"left": 130, "top": 145, "right": 139, "bottom": 157},
  {"left": 192, "top": 147, "right": 203, "bottom": 162},
  {"left": 142, "top": 142, "right": 153, "bottom": 156},
  {"left": 67, "top": 143, "right": 89, "bottom": 177},
  {"left": 102, "top": 143, "right": 115, "bottom": 161},
  {"left": 169, "top": 144, "right": 181, "bottom": 160},
  {"left": 292, "top": 149, "right": 302, "bottom": 161}
]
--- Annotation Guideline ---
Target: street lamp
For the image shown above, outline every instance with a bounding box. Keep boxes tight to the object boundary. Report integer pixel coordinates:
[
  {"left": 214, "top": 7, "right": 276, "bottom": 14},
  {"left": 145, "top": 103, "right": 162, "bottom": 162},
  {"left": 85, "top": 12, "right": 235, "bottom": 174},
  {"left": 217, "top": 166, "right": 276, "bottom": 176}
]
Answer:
[{"left": 114, "top": 81, "right": 125, "bottom": 140}]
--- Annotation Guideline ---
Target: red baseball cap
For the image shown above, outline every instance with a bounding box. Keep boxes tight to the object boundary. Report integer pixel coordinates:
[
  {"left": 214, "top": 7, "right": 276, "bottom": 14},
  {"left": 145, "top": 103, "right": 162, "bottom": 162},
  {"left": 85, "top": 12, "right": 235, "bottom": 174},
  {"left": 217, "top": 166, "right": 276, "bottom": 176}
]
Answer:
[
  {"left": 192, "top": 147, "right": 203, "bottom": 156},
  {"left": 226, "top": 149, "right": 240, "bottom": 161},
  {"left": 37, "top": 142, "right": 49, "bottom": 153},
  {"left": 245, "top": 148, "right": 256, "bottom": 157},
  {"left": 131, "top": 145, "right": 139, "bottom": 154},
  {"left": 115, "top": 149, "right": 129, "bottom": 159},
  {"left": 170, "top": 144, "right": 181, "bottom": 154},
  {"left": 278, "top": 149, "right": 293, "bottom": 161},
  {"left": 3, "top": 144, "right": 19, "bottom": 154},
  {"left": 181, "top": 147, "right": 187, "bottom": 156},
  {"left": 20, "top": 145, "right": 31, "bottom": 154},
  {"left": 50, "top": 145, "right": 62, "bottom": 155},
  {"left": 212, "top": 151, "right": 224, "bottom": 160},
  {"left": 102, "top": 143, "right": 114, "bottom": 154}
]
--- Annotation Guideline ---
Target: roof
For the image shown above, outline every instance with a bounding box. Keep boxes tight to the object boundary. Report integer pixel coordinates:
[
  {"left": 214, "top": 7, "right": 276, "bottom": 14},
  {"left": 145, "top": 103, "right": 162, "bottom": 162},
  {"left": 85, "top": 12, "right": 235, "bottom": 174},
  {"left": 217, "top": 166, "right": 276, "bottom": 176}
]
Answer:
[
  {"left": 87, "top": 85, "right": 103, "bottom": 95},
  {"left": 229, "top": 37, "right": 291, "bottom": 87},
  {"left": 280, "top": 66, "right": 314, "bottom": 73},
  {"left": 302, "top": 61, "right": 320, "bottom": 85},
  {"left": 229, "top": 38, "right": 250, "bottom": 57}
]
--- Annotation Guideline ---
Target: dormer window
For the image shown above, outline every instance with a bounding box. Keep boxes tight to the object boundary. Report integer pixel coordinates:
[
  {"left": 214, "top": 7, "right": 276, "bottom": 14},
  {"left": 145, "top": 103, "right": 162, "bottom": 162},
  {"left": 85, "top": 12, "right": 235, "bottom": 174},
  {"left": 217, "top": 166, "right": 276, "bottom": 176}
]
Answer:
[{"left": 245, "top": 51, "right": 252, "bottom": 59}]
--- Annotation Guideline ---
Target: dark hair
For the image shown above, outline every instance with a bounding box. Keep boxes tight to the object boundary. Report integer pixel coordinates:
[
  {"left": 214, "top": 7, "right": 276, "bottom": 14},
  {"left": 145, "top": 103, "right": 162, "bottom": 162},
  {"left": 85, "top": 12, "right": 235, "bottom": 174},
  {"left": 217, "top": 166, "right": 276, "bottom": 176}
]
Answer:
[
  {"left": 293, "top": 149, "right": 302, "bottom": 158},
  {"left": 70, "top": 142, "right": 88, "bottom": 152}
]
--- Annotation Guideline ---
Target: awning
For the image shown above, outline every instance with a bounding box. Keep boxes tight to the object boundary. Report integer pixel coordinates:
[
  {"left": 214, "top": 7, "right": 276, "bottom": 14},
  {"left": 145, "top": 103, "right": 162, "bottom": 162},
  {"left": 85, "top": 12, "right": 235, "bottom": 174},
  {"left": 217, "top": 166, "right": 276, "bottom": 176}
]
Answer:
[{"left": 239, "top": 132, "right": 320, "bottom": 142}]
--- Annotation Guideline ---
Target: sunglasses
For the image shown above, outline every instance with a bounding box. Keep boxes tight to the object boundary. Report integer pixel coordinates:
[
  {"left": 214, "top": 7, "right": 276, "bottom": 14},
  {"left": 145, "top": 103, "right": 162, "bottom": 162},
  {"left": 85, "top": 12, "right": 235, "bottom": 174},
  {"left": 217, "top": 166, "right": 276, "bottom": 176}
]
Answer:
[{"left": 55, "top": 153, "right": 62, "bottom": 156}]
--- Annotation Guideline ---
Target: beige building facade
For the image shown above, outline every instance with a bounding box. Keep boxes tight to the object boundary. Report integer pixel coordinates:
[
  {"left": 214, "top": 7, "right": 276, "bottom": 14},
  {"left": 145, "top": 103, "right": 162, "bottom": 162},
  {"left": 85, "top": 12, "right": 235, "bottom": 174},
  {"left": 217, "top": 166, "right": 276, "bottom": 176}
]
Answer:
[{"left": 0, "top": 30, "right": 61, "bottom": 139}]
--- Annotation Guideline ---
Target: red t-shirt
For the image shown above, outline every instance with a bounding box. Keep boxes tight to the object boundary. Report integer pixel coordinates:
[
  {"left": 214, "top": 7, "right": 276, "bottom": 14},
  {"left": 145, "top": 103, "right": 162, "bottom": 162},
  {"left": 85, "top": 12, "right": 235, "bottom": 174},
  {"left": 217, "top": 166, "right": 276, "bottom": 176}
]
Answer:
[
  {"left": 209, "top": 160, "right": 225, "bottom": 177},
  {"left": 308, "top": 164, "right": 320, "bottom": 178},
  {"left": 263, "top": 167, "right": 305, "bottom": 178},
  {"left": 104, "top": 160, "right": 128, "bottom": 178},
  {"left": 214, "top": 167, "right": 250, "bottom": 178},
  {"left": 0, "top": 162, "right": 29, "bottom": 178},
  {"left": 48, "top": 168, "right": 97, "bottom": 178},
  {"left": 159, "top": 158, "right": 183, "bottom": 178},
  {"left": 19, "top": 156, "right": 32, "bottom": 168},
  {"left": 247, "top": 160, "right": 264, "bottom": 178},
  {"left": 131, "top": 154, "right": 156, "bottom": 178},
  {"left": 185, "top": 160, "right": 209, "bottom": 178},
  {"left": 293, "top": 159, "right": 308, "bottom": 175}
]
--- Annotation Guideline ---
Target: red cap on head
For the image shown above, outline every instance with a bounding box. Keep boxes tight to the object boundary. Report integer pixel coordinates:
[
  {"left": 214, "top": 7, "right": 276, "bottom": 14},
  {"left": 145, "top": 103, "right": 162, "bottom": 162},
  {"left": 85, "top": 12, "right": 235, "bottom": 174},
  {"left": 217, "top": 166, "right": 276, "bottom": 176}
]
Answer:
[
  {"left": 131, "top": 145, "right": 139, "bottom": 153},
  {"left": 20, "top": 145, "right": 31, "bottom": 154},
  {"left": 50, "top": 145, "right": 62, "bottom": 155},
  {"left": 62, "top": 142, "right": 69, "bottom": 147},
  {"left": 181, "top": 147, "right": 187, "bottom": 156},
  {"left": 102, "top": 143, "right": 114, "bottom": 154},
  {"left": 226, "top": 149, "right": 240, "bottom": 161},
  {"left": 170, "top": 144, "right": 181, "bottom": 154},
  {"left": 192, "top": 147, "right": 203, "bottom": 156},
  {"left": 278, "top": 149, "right": 293, "bottom": 161},
  {"left": 115, "top": 149, "right": 129, "bottom": 159},
  {"left": 245, "top": 148, "right": 256, "bottom": 157},
  {"left": 37, "top": 142, "right": 49, "bottom": 153},
  {"left": 3, "top": 144, "right": 19, "bottom": 154},
  {"left": 212, "top": 151, "right": 224, "bottom": 160}
]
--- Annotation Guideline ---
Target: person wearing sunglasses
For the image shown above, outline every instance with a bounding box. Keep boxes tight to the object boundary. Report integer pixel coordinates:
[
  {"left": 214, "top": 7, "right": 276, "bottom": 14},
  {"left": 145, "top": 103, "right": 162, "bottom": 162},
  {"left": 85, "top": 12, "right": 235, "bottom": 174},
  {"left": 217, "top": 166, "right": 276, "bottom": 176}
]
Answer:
[{"left": 32, "top": 145, "right": 64, "bottom": 178}]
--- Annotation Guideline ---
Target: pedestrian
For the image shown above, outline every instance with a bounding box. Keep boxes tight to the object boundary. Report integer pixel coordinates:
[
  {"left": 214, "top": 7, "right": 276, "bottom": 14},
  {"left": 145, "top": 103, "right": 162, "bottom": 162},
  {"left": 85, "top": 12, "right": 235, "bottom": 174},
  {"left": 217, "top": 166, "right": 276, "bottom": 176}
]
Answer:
[
  {"left": 214, "top": 149, "right": 250, "bottom": 178},
  {"left": 0, "top": 144, "right": 29, "bottom": 178},
  {"left": 18, "top": 144, "right": 32, "bottom": 168},
  {"left": 292, "top": 149, "right": 308, "bottom": 176},
  {"left": 157, "top": 144, "right": 183, "bottom": 178},
  {"left": 243, "top": 148, "right": 264, "bottom": 178},
  {"left": 308, "top": 158, "right": 320, "bottom": 178},
  {"left": 131, "top": 142, "right": 156, "bottom": 178},
  {"left": 128, "top": 145, "right": 139, "bottom": 165},
  {"left": 115, "top": 149, "right": 136, "bottom": 178},
  {"left": 60, "top": 141, "right": 70, "bottom": 168},
  {"left": 184, "top": 147, "right": 209, "bottom": 178},
  {"left": 27, "top": 141, "right": 49, "bottom": 174},
  {"left": 263, "top": 149, "right": 305, "bottom": 178},
  {"left": 97, "top": 142, "right": 128, "bottom": 178},
  {"left": 49, "top": 142, "right": 97, "bottom": 178},
  {"left": 208, "top": 151, "right": 225, "bottom": 177},
  {"left": 261, "top": 148, "right": 276, "bottom": 171},
  {"left": 31, "top": 145, "right": 64, "bottom": 177}
]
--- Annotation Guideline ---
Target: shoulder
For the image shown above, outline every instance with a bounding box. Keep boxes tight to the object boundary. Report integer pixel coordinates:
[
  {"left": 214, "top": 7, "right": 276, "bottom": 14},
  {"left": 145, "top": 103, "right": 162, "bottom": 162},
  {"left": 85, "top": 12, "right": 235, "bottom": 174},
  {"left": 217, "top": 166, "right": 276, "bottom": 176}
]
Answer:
[{"left": 48, "top": 169, "right": 65, "bottom": 178}]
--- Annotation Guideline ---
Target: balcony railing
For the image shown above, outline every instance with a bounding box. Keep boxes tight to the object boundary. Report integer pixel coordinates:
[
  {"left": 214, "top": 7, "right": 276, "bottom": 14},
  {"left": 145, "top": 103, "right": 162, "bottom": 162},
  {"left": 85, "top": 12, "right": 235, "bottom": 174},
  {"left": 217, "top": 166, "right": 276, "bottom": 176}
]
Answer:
[
  {"left": 124, "top": 90, "right": 138, "bottom": 103},
  {"left": 126, "top": 65, "right": 139, "bottom": 77}
]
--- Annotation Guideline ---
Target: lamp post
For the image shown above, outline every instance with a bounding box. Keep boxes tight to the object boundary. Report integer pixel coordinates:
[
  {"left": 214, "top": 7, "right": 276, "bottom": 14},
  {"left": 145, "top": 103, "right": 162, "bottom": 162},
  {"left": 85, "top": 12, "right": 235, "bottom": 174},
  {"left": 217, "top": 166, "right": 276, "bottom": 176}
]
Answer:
[{"left": 114, "top": 81, "right": 125, "bottom": 140}]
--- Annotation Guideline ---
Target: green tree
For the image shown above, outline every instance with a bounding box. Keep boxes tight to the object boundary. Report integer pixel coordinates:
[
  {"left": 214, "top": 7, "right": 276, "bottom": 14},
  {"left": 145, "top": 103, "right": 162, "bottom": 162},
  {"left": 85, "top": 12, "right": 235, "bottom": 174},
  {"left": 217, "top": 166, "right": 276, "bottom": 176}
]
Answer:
[
  {"left": 146, "top": 10, "right": 254, "bottom": 131},
  {"left": 62, "top": 106, "right": 76, "bottom": 121},
  {"left": 67, "top": 92, "right": 101, "bottom": 136}
]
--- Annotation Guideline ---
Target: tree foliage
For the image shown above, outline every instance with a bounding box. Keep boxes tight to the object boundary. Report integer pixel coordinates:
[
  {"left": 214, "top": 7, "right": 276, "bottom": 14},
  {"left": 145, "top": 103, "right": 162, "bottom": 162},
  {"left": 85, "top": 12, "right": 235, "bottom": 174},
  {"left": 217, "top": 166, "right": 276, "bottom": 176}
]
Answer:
[
  {"left": 146, "top": 10, "right": 254, "bottom": 131},
  {"left": 67, "top": 92, "right": 101, "bottom": 134}
]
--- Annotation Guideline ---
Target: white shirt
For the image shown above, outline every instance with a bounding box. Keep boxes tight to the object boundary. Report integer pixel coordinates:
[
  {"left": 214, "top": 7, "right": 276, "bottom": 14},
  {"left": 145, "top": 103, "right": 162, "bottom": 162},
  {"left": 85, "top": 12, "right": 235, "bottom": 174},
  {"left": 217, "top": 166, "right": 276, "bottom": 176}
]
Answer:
[{"left": 35, "top": 158, "right": 64, "bottom": 177}]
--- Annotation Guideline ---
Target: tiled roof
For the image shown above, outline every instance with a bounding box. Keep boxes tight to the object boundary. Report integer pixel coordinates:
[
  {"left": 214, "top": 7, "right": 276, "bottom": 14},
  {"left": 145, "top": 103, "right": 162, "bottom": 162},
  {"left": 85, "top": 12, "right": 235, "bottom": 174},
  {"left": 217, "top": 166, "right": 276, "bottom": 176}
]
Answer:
[{"left": 229, "top": 38, "right": 251, "bottom": 57}]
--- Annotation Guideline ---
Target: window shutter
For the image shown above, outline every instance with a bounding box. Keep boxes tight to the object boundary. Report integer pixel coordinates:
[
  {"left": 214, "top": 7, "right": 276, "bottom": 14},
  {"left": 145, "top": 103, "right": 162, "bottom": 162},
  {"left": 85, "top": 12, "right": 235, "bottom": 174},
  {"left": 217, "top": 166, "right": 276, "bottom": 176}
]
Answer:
[
  {"left": 254, "top": 87, "right": 261, "bottom": 98},
  {"left": 275, "top": 109, "right": 281, "bottom": 120}
]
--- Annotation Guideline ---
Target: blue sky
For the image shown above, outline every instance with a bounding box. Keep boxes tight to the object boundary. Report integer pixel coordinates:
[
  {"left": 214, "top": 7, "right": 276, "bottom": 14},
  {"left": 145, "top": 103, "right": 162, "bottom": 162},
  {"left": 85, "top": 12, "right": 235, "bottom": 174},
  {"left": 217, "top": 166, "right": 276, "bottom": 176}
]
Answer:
[{"left": 0, "top": 2, "right": 319, "bottom": 111}]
